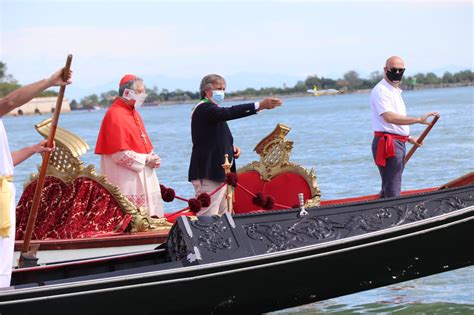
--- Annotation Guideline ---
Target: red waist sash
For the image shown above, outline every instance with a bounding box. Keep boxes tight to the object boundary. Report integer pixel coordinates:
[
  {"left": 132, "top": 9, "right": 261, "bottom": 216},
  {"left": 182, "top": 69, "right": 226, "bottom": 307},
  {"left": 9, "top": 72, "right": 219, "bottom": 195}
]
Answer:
[{"left": 374, "top": 132, "right": 408, "bottom": 167}]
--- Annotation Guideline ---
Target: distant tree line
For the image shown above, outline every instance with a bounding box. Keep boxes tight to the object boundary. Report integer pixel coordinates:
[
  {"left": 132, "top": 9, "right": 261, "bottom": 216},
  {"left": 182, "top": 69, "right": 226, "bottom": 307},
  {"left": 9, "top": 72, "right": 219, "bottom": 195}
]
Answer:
[
  {"left": 1, "top": 61, "right": 472, "bottom": 109},
  {"left": 72, "top": 68, "right": 472, "bottom": 108},
  {"left": 68, "top": 86, "right": 201, "bottom": 110},
  {"left": 226, "top": 69, "right": 474, "bottom": 98}
]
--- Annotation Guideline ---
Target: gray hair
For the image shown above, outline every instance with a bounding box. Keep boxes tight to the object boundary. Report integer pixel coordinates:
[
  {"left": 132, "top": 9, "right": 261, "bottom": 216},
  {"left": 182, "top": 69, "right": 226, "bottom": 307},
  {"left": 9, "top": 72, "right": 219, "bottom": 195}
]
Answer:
[
  {"left": 199, "top": 74, "right": 226, "bottom": 98},
  {"left": 119, "top": 77, "right": 144, "bottom": 96}
]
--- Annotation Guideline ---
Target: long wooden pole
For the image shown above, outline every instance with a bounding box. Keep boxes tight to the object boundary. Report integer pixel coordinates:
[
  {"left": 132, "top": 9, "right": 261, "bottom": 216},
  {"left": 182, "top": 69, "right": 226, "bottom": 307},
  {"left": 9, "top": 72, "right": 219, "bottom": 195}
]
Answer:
[
  {"left": 19, "top": 55, "right": 73, "bottom": 267},
  {"left": 404, "top": 114, "right": 440, "bottom": 165}
]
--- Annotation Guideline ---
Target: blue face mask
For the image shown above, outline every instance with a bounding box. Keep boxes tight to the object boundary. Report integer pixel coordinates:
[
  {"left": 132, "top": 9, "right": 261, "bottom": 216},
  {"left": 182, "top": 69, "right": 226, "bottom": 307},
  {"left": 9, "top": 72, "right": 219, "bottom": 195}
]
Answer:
[{"left": 212, "top": 90, "right": 225, "bottom": 104}]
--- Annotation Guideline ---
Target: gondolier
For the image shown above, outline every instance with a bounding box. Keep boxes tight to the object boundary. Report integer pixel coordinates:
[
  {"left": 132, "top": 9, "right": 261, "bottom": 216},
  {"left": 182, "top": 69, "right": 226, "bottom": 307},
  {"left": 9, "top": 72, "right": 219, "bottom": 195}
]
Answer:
[
  {"left": 95, "top": 75, "right": 164, "bottom": 218},
  {"left": 0, "top": 67, "right": 72, "bottom": 287},
  {"left": 370, "top": 56, "right": 438, "bottom": 198}
]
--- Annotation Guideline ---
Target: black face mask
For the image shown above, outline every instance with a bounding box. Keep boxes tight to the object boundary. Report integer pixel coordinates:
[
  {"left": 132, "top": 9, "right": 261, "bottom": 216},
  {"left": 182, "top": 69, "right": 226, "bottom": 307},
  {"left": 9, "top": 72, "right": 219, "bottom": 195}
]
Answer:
[{"left": 386, "top": 68, "right": 404, "bottom": 82}]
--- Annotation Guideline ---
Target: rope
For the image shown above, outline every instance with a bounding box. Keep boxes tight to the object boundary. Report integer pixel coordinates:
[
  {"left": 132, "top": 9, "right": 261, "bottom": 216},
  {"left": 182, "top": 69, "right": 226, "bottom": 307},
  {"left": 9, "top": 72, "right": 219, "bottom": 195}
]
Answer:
[
  {"left": 167, "top": 207, "right": 191, "bottom": 217},
  {"left": 167, "top": 182, "right": 226, "bottom": 203},
  {"left": 210, "top": 182, "right": 226, "bottom": 196},
  {"left": 164, "top": 179, "right": 296, "bottom": 219},
  {"left": 164, "top": 182, "right": 227, "bottom": 218},
  {"left": 236, "top": 183, "right": 292, "bottom": 209},
  {"left": 174, "top": 195, "right": 189, "bottom": 202}
]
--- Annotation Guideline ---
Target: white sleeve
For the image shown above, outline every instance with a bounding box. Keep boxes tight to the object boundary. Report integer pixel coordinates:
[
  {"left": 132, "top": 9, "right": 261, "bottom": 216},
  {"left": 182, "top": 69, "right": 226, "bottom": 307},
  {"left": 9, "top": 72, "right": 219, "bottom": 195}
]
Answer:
[{"left": 111, "top": 150, "right": 147, "bottom": 172}]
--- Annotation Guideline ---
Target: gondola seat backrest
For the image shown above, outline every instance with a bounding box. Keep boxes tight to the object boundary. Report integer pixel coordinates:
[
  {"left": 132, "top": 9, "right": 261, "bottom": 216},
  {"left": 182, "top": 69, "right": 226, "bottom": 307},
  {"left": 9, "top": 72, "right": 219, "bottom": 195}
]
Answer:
[
  {"left": 234, "top": 124, "right": 321, "bottom": 214},
  {"left": 15, "top": 118, "right": 157, "bottom": 240}
]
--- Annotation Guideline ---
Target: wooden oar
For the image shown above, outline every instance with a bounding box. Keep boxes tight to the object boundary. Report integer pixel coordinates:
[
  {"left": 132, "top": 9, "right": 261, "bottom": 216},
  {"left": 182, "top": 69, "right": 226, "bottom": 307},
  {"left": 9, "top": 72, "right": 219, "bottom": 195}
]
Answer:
[
  {"left": 19, "top": 55, "right": 73, "bottom": 268},
  {"left": 404, "top": 114, "right": 440, "bottom": 165}
]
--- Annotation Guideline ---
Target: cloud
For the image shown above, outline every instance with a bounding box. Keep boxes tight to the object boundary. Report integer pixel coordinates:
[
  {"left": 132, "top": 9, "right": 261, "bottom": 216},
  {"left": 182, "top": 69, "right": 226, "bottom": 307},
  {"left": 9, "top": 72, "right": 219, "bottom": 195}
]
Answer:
[
  {"left": 1, "top": 1, "right": 471, "bottom": 98},
  {"left": 2, "top": 25, "right": 223, "bottom": 85},
  {"left": 3, "top": 26, "right": 173, "bottom": 58},
  {"left": 2, "top": 23, "right": 369, "bottom": 82}
]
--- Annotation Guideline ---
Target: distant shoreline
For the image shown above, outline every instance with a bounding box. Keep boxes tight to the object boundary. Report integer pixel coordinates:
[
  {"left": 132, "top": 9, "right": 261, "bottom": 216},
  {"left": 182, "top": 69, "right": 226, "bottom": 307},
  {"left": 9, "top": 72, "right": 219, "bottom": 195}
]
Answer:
[
  {"left": 155, "top": 82, "right": 473, "bottom": 107},
  {"left": 5, "top": 82, "right": 472, "bottom": 116}
]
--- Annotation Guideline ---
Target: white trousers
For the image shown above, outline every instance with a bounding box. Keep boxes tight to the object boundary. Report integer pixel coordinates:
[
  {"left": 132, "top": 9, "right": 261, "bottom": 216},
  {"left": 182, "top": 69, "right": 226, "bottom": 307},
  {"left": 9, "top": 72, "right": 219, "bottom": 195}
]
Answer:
[
  {"left": 0, "top": 183, "right": 15, "bottom": 288},
  {"left": 191, "top": 179, "right": 227, "bottom": 216}
]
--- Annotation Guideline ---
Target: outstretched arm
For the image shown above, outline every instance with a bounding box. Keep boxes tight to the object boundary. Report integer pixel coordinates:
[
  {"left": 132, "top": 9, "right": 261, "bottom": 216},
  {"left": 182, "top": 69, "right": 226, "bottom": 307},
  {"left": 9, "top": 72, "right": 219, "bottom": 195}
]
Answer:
[
  {"left": 382, "top": 111, "right": 438, "bottom": 125},
  {"left": 203, "top": 98, "right": 282, "bottom": 123},
  {"left": 0, "top": 68, "right": 72, "bottom": 117},
  {"left": 204, "top": 102, "right": 258, "bottom": 123},
  {"left": 257, "top": 98, "right": 282, "bottom": 111},
  {"left": 11, "top": 140, "right": 53, "bottom": 166}
]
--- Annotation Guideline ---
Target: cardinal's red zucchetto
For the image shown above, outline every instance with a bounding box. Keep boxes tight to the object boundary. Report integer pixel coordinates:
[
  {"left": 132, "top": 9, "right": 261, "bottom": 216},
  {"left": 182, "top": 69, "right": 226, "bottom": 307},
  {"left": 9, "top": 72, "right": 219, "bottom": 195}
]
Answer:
[{"left": 119, "top": 74, "right": 138, "bottom": 87}]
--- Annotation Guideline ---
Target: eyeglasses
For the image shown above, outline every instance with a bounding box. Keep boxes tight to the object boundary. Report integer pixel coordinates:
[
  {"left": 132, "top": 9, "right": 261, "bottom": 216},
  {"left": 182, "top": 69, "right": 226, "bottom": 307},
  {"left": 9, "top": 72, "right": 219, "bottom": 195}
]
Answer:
[{"left": 389, "top": 68, "right": 406, "bottom": 73}]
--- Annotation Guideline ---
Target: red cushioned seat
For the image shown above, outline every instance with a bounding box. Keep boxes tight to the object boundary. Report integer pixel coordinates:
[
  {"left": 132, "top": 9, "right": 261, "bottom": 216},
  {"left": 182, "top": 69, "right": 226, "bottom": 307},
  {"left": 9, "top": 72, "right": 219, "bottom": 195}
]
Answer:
[
  {"left": 232, "top": 124, "right": 320, "bottom": 214},
  {"left": 16, "top": 176, "right": 133, "bottom": 240},
  {"left": 15, "top": 118, "right": 168, "bottom": 239},
  {"left": 234, "top": 171, "right": 313, "bottom": 213}
]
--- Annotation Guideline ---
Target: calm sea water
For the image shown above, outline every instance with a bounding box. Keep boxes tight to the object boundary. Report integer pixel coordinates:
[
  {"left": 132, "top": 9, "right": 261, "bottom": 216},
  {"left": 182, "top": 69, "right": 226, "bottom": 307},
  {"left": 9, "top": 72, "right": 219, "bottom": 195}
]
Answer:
[{"left": 3, "top": 86, "right": 473, "bottom": 313}]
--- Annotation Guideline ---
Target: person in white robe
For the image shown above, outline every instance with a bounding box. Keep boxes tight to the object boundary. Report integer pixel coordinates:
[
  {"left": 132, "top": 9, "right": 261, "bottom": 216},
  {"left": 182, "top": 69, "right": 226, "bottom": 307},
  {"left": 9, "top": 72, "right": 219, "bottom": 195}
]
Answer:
[
  {"left": 95, "top": 75, "right": 164, "bottom": 218},
  {"left": 0, "top": 67, "right": 72, "bottom": 288},
  {"left": 99, "top": 151, "right": 163, "bottom": 217}
]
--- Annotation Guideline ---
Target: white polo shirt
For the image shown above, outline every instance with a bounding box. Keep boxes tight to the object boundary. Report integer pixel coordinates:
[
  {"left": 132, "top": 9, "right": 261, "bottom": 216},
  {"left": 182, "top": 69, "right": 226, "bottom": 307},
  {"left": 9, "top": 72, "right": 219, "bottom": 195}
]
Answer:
[{"left": 370, "top": 79, "right": 409, "bottom": 136}]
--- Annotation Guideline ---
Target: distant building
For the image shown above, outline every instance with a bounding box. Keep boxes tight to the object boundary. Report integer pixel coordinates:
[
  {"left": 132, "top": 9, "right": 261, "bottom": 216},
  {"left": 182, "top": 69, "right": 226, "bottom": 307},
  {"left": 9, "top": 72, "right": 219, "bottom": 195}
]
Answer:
[{"left": 6, "top": 97, "right": 71, "bottom": 116}]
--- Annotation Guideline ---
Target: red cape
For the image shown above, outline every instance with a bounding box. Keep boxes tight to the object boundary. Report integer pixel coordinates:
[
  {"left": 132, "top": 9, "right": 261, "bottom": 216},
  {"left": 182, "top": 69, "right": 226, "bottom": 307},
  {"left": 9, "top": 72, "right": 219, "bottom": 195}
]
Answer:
[{"left": 95, "top": 98, "right": 153, "bottom": 155}]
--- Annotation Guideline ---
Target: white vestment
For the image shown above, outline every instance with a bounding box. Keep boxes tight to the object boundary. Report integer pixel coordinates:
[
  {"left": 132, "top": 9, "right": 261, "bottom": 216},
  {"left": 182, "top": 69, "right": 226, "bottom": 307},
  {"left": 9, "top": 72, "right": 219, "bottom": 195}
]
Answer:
[
  {"left": 0, "top": 118, "right": 15, "bottom": 288},
  {"left": 100, "top": 150, "right": 164, "bottom": 218}
]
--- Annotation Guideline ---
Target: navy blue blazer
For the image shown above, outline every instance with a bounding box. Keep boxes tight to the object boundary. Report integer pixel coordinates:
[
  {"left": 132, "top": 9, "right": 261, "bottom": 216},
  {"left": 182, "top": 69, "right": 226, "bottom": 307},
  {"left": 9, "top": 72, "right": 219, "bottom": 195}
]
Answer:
[{"left": 188, "top": 100, "right": 257, "bottom": 182}]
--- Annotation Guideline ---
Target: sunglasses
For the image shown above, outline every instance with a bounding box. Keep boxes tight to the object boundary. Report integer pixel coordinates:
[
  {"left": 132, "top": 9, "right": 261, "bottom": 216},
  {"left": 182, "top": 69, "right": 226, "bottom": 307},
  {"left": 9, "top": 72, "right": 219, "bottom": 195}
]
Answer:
[{"left": 389, "top": 68, "right": 406, "bottom": 73}]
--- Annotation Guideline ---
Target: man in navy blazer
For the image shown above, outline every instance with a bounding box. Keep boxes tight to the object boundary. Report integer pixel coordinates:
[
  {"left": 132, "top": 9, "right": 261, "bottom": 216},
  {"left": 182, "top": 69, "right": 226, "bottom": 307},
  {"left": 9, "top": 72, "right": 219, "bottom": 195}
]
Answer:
[{"left": 189, "top": 74, "right": 282, "bottom": 216}]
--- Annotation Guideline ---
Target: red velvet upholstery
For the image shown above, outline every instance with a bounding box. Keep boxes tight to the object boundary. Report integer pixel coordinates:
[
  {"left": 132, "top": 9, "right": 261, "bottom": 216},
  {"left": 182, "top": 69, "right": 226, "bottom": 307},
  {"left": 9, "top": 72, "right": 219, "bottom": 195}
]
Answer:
[
  {"left": 234, "top": 171, "right": 312, "bottom": 214},
  {"left": 16, "top": 176, "right": 132, "bottom": 240}
]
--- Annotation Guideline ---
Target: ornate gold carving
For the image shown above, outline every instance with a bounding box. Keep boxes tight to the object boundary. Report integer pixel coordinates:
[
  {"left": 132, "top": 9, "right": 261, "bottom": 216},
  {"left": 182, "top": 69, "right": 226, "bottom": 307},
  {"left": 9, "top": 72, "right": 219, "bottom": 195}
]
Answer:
[
  {"left": 131, "top": 214, "right": 150, "bottom": 233},
  {"left": 26, "top": 118, "right": 171, "bottom": 232},
  {"left": 149, "top": 217, "right": 173, "bottom": 230},
  {"left": 238, "top": 124, "right": 321, "bottom": 206},
  {"left": 35, "top": 118, "right": 89, "bottom": 174},
  {"left": 222, "top": 154, "right": 234, "bottom": 214}
]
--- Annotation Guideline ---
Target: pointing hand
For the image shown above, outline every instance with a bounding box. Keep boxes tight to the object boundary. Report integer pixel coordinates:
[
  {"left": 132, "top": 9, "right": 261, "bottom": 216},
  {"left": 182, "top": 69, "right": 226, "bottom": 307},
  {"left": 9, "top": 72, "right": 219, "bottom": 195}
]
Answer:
[{"left": 259, "top": 98, "right": 282, "bottom": 110}]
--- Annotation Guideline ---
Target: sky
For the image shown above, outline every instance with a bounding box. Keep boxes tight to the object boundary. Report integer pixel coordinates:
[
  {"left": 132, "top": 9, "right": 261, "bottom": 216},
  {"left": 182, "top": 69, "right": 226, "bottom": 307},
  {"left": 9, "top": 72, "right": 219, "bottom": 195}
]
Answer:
[{"left": 0, "top": 0, "right": 472, "bottom": 101}]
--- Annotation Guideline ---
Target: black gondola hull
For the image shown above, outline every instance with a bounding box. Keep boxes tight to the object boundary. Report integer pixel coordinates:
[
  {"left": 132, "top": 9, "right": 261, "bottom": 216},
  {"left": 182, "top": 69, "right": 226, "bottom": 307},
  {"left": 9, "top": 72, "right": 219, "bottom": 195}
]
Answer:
[{"left": 1, "top": 186, "right": 473, "bottom": 314}]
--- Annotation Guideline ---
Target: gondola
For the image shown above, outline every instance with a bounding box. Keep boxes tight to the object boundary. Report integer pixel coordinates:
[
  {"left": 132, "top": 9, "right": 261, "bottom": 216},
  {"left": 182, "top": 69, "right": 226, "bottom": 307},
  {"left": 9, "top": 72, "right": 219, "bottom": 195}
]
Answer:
[
  {"left": 13, "top": 121, "right": 471, "bottom": 266},
  {"left": 1, "top": 183, "right": 473, "bottom": 314},
  {"left": 6, "top": 122, "right": 473, "bottom": 314}
]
